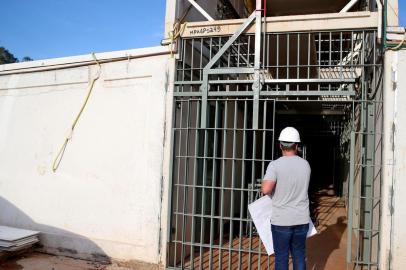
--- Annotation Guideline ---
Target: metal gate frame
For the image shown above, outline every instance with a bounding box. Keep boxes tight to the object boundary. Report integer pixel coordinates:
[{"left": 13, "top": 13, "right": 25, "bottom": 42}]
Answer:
[{"left": 167, "top": 9, "right": 383, "bottom": 269}]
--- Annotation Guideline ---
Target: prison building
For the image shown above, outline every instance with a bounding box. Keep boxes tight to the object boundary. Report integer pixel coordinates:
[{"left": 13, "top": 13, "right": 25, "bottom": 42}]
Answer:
[
  {"left": 164, "top": 0, "right": 403, "bottom": 269},
  {"left": 0, "top": 0, "right": 405, "bottom": 269}
]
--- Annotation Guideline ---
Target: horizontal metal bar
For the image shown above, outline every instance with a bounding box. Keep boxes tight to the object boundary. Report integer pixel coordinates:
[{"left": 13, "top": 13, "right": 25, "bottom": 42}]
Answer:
[
  {"left": 175, "top": 90, "right": 361, "bottom": 97},
  {"left": 208, "top": 91, "right": 254, "bottom": 96},
  {"left": 169, "top": 241, "right": 269, "bottom": 255},
  {"left": 173, "top": 183, "right": 261, "bottom": 192},
  {"left": 264, "top": 78, "right": 356, "bottom": 83},
  {"left": 175, "top": 81, "right": 203, "bottom": 85},
  {"left": 209, "top": 80, "right": 254, "bottom": 84},
  {"left": 172, "top": 97, "right": 359, "bottom": 103},
  {"left": 175, "top": 78, "right": 357, "bottom": 85},
  {"left": 206, "top": 68, "right": 255, "bottom": 74},
  {"left": 174, "top": 92, "right": 202, "bottom": 97},
  {"left": 174, "top": 127, "right": 274, "bottom": 131},
  {"left": 350, "top": 261, "right": 379, "bottom": 265},
  {"left": 173, "top": 212, "right": 253, "bottom": 222},
  {"left": 260, "top": 91, "right": 356, "bottom": 96},
  {"left": 175, "top": 155, "right": 272, "bottom": 162},
  {"left": 351, "top": 228, "right": 380, "bottom": 233}
]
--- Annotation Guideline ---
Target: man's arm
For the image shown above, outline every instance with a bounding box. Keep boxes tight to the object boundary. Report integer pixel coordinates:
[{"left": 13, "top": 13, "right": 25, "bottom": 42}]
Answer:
[
  {"left": 262, "top": 180, "right": 276, "bottom": 195},
  {"left": 262, "top": 162, "right": 277, "bottom": 195}
]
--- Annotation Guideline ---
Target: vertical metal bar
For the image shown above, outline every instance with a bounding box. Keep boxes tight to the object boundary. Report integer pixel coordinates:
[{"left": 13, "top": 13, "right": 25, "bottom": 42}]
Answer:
[
  {"left": 318, "top": 33, "right": 321, "bottom": 92},
  {"left": 247, "top": 35, "right": 252, "bottom": 92},
  {"left": 180, "top": 100, "right": 191, "bottom": 269},
  {"left": 276, "top": 34, "right": 280, "bottom": 91},
  {"left": 237, "top": 36, "right": 241, "bottom": 68},
  {"left": 191, "top": 39, "right": 195, "bottom": 82},
  {"left": 218, "top": 99, "right": 229, "bottom": 270},
  {"left": 266, "top": 34, "right": 270, "bottom": 92},
  {"left": 200, "top": 37, "right": 213, "bottom": 129},
  {"left": 329, "top": 32, "right": 332, "bottom": 92},
  {"left": 252, "top": 0, "right": 262, "bottom": 130},
  {"left": 237, "top": 100, "right": 248, "bottom": 270},
  {"left": 272, "top": 100, "right": 276, "bottom": 160},
  {"left": 173, "top": 100, "right": 184, "bottom": 267},
  {"left": 199, "top": 101, "right": 210, "bottom": 270},
  {"left": 218, "top": 37, "right": 223, "bottom": 93},
  {"left": 307, "top": 33, "right": 311, "bottom": 92},
  {"left": 362, "top": 101, "right": 375, "bottom": 264},
  {"left": 257, "top": 99, "right": 268, "bottom": 270},
  {"left": 228, "top": 100, "right": 238, "bottom": 270},
  {"left": 190, "top": 100, "right": 201, "bottom": 269},
  {"left": 368, "top": 102, "right": 377, "bottom": 268},
  {"left": 287, "top": 33, "right": 290, "bottom": 89},
  {"left": 248, "top": 124, "right": 257, "bottom": 270},
  {"left": 182, "top": 40, "right": 187, "bottom": 92},
  {"left": 262, "top": 100, "right": 267, "bottom": 177},
  {"left": 200, "top": 38, "right": 203, "bottom": 81},
  {"left": 340, "top": 32, "right": 343, "bottom": 82},
  {"left": 167, "top": 98, "right": 178, "bottom": 267},
  {"left": 201, "top": 72, "right": 209, "bottom": 129},
  {"left": 373, "top": 31, "right": 377, "bottom": 99},
  {"left": 351, "top": 32, "right": 354, "bottom": 77},
  {"left": 347, "top": 131, "right": 356, "bottom": 264},
  {"left": 208, "top": 100, "right": 219, "bottom": 270},
  {"left": 297, "top": 33, "right": 300, "bottom": 91}
]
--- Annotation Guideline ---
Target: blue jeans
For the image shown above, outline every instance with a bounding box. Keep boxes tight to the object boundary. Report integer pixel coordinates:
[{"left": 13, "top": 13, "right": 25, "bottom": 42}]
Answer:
[{"left": 271, "top": 223, "right": 309, "bottom": 270}]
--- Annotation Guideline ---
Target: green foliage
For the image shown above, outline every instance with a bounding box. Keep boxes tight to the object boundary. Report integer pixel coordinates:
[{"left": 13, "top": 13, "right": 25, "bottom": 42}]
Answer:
[
  {"left": 0, "top": 47, "right": 18, "bottom": 64},
  {"left": 0, "top": 47, "right": 33, "bottom": 64},
  {"left": 21, "top": 56, "right": 33, "bottom": 62}
]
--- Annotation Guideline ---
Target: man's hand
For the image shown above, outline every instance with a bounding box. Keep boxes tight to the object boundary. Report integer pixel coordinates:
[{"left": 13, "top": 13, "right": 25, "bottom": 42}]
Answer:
[{"left": 261, "top": 180, "right": 276, "bottom": 195}]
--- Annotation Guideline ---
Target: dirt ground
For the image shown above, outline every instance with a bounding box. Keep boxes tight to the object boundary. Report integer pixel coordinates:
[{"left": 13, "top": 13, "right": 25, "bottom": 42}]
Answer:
[
  {"left": 0, "top": 189, "right": 347, "bottom": 270},
  {"left": 0, "top": 252, "right": 157, "bottom": 270}
]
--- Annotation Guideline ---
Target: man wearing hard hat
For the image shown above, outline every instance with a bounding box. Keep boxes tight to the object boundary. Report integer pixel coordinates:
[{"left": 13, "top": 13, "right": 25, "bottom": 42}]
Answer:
[{"left": 261, "top": 127, "right": 311, "bottom": 270}]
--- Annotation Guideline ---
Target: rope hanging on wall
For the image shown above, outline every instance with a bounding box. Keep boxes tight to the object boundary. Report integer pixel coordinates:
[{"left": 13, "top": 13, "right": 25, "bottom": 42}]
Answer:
[{"left": 52, "top": 53, "right": 101, "bottom": 172}]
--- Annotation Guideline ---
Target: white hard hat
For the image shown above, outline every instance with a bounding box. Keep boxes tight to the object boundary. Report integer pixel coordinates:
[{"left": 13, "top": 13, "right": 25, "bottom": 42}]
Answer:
[{"left": 278, "top": 127, "right": 301, "bottom": 143}]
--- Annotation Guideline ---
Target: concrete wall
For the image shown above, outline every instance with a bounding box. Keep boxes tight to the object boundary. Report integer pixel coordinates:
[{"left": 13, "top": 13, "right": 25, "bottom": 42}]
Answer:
[
  {"left": 390, "top": 48, "right": 406, "bottom": 269},
  {"left": 380, "top": 48, "right": 406, "bottom": 270},
  {"left": 0, "top": 47, "right": 172, "bottom": 266},
  {"left": 389, "top": 49, "right": 406, "bottom": 269}
]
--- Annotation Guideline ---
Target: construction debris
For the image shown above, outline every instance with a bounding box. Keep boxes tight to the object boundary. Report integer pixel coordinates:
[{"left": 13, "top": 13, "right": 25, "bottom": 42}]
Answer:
[{"left": 0, "top": 226, "right": 39, "bottom": 252}]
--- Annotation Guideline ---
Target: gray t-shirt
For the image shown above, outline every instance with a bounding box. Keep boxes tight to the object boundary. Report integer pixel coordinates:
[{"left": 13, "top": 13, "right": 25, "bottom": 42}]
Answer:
[{"left": 263, "top": 155, "right": 311, "bottom": 226}]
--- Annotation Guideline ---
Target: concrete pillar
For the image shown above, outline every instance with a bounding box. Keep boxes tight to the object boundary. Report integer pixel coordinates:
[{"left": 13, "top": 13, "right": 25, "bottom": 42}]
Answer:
[
  {"left": 159, "top": 57, "right": 177, "bottom": 267},
  {"left": 390, "top": 50, "right": 406, "bottom": 269},
  {"left": 380, "top": 48, "right": 406, "bottom": 270},
  {"left": 380, "top": 49, "right": 396, "bottom": 270}
]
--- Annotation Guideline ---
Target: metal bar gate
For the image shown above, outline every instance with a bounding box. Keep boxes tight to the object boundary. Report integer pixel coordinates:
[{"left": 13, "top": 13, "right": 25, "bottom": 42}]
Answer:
[{"left": 166, "top": 21, "right": 383, "bottom": 269}]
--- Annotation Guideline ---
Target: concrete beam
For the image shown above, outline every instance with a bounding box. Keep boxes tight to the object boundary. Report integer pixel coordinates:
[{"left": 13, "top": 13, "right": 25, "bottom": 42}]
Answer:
[{"left": 181, "top": 11, "right": 379, "bottom": 38}]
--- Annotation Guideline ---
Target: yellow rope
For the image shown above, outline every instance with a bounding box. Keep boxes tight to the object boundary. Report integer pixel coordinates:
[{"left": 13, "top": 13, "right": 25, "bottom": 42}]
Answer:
[
  {"left": 168, "top": 22, "right": 186, "bottom": 57},
  {"left": 387, "top": 33, "right": 406, "bottom": 51},
  {"left": 52, "top": 53, "right": 102, "bottom": 172}
]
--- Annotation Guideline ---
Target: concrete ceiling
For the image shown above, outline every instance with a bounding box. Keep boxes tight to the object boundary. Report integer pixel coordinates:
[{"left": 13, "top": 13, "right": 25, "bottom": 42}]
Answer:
[{"left": 243, "top": 0, "right": 351, "bottom": 16}]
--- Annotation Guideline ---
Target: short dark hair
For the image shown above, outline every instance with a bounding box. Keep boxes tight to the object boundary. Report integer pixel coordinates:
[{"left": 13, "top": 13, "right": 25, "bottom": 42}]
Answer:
[{"left": 280, "top": 142, "right": 297, "bottom": 151}]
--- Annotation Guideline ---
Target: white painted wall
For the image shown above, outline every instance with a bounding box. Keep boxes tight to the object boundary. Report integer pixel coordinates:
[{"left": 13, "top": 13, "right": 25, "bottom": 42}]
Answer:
[
  {"left": 380, "top": 49, "right": 406, "bottom": 270},
  {"left": 390, "top": 49, "right": 406, "bottom": 269},
  {"left": 0, "top": 47, "right": 172, "bottom": 265}
]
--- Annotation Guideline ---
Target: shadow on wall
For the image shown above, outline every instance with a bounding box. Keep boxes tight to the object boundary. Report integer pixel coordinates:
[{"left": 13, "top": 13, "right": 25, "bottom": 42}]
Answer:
[{"left": 0, "top": 196, "right": 111, "bottom": 264}]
